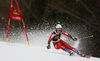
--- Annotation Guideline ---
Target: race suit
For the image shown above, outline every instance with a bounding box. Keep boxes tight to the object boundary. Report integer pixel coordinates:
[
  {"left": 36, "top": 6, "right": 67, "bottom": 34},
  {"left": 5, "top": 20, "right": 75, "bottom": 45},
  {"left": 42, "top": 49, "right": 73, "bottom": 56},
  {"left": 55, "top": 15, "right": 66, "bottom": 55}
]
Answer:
[
  {"left": 48, "top": 30, "right": 85, "bottom": 56},
  {"left": 48, "top": 30, "right": 75, "bottom": 50}
]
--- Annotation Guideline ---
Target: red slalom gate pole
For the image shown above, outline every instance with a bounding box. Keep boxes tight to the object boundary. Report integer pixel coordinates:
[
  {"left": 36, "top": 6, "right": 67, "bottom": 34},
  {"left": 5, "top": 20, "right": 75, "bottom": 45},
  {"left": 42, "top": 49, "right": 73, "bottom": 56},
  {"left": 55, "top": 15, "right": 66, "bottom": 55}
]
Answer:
[
  {"left": 22, "top": 19, "right": 29, "bottom": 45},
  {"left": 6, "top": 19, "right": 11, "bottom": 43},
  {"left": 6, "top": 0, "right": 13, "bottom": 42},
  {"left": 6, "top": 0, "right": 29, "bottom": 45}
]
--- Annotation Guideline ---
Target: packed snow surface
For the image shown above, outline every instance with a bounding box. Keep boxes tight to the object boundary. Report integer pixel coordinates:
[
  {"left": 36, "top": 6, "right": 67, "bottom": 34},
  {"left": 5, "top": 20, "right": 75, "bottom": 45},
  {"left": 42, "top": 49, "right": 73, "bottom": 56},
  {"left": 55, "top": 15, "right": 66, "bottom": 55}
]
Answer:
[{"left": 0, "top": 41, "right": 100, "bottom": 61}]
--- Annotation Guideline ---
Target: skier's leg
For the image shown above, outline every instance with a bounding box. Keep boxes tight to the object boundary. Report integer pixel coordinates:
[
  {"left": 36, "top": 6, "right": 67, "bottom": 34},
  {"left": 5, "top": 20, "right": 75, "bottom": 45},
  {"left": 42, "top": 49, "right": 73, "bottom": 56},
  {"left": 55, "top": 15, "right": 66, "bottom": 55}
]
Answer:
[
  {"left": 59, "top": 40, "right": 75, "bottom": 50},
  {"left": 59, "top": 40, "right": 86, "bottom": 56},
  {"left": 53, "top": 42, "right": 61, "bottom": 50},
  {"left": 64, "top": 48, "right": 73, "bottom": 56},
  {"left": 72, "top": 49, "right": 90, "bottom": 58},
  {"left": 75, "top": 50, "right": 86, "bottom": 57},
  {"left": 59, "top": 40, "right": 84, "bottom": 56},
  {"left": 69, "top": 46, "right": 86, "bottom": 57},
  {"left": 66, "top": 45, "right": 86, "bottom": 57},
  {"left": 59, "top": 40, "right": 73, "bottom": 55},
  {"left": 67, "top": 47, "right": 86, "bottom": 57},
  {"left": 54, "top": 40, "right": 89, "bottom": 58},
  {"left": 53, "top": 42, "right": 67, "bottom": 50}
]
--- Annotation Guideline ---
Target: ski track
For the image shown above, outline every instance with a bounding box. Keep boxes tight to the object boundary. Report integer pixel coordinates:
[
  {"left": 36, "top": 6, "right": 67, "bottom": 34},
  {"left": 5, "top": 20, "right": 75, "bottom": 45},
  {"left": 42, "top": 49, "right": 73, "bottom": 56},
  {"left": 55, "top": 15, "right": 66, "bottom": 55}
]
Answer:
[{"left": 0, "top": 42, "right": 100, "bottom": 61}]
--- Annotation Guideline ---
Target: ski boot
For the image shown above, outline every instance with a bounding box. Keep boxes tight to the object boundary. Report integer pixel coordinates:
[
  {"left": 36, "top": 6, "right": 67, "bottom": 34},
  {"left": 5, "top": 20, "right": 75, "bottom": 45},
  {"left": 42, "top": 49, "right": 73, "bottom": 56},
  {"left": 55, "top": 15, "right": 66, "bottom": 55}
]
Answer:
[
  {"left": 69, "top": 51, "right": 73, "bottom": 56},
  {"left": 65, "top": 48, "right": 74, "bottom": 56},
  {"left": 81, "top": 54, "right": 90, "bottom": 58}
]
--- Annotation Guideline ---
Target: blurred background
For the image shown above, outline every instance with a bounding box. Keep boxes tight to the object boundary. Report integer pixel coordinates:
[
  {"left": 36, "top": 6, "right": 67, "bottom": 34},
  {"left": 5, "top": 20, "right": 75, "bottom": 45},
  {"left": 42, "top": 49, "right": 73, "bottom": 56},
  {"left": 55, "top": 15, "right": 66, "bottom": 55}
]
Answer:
[{"left": 0, "top": 0, "right": 100, "bottom": 58}]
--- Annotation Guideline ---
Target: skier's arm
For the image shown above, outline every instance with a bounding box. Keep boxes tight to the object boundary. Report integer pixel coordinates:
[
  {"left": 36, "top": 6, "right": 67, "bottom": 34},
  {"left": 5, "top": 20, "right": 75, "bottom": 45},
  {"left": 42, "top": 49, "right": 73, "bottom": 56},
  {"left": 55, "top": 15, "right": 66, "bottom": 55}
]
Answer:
[
  {"left": 48, "top": 33, "right": 55, "bottom": 44},
  {"left": 47, "top": 33, "right": 54, "bottom": 49},
  {"left": 62, "top": 30, "right": 77, "bottom": 41},
  {"left": 62, "top": 30, "right": 72, "bottom": 38}
]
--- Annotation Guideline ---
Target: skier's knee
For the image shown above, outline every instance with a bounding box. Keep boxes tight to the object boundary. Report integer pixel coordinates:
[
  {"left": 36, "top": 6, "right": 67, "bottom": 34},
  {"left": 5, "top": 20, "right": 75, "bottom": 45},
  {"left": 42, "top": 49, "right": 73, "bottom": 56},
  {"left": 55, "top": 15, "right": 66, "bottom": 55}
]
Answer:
[
  {"left": 54, "top": 45, "right": 60, "bottom": 49},
  {"left": 72, "top": 49, "right": 77, "bottom": 52}
]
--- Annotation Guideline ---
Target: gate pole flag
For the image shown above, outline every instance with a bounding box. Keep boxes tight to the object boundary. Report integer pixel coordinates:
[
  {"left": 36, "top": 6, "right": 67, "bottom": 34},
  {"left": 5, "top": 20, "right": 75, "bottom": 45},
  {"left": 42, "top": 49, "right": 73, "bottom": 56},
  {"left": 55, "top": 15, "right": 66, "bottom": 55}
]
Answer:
[{"left": 6, "top": 0, "right": 29, "bottom": 45}]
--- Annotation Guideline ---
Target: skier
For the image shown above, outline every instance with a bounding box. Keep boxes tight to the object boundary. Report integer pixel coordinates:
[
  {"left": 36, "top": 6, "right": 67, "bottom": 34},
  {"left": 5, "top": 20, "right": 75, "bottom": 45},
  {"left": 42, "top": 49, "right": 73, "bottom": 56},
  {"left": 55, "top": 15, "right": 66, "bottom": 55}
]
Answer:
[{"left": 47, "top": 24, "right": 90, "bottom": 58}]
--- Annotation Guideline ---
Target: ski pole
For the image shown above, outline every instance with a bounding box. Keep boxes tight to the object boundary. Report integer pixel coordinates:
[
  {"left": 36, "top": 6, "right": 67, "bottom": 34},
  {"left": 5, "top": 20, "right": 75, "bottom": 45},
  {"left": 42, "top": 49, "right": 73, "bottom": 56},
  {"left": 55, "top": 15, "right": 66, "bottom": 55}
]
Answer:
[{"left": 78, "top": 35, "right": 93, "bottom": 40}]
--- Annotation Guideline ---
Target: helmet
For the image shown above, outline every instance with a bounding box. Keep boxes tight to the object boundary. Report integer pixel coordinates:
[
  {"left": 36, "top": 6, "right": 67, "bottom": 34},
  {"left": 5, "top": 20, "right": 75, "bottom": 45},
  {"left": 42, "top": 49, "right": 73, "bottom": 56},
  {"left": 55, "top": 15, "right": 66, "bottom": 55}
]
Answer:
[
  {"left": 56, "top": 24, "right": 62, "bottom": 28},
  {"left": 56, "top": 24, "right": 62, "bottom": 31}
]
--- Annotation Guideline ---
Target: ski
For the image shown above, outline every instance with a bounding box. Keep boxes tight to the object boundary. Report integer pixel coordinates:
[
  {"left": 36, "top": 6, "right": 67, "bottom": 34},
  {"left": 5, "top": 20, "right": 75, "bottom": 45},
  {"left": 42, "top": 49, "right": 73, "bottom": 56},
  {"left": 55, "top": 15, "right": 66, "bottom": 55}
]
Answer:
[{"left": 85, "top": 56, "right": 90, "bottom": 58}]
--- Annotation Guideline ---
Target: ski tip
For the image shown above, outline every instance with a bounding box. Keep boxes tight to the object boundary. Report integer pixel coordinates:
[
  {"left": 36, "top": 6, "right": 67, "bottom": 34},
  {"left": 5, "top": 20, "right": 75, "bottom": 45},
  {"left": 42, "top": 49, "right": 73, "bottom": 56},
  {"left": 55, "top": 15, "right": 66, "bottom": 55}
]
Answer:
[{"left": 86, "top": 56, "right": 90, "bottom": 58}]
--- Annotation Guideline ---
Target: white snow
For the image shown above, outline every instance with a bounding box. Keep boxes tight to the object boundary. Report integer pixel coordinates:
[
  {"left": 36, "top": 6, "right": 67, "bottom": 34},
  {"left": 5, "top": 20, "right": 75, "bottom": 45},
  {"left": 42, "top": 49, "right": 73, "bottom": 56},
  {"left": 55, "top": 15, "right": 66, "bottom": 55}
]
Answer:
[{"left": 0, "top": 41, "right": 100, "bottom": 61}]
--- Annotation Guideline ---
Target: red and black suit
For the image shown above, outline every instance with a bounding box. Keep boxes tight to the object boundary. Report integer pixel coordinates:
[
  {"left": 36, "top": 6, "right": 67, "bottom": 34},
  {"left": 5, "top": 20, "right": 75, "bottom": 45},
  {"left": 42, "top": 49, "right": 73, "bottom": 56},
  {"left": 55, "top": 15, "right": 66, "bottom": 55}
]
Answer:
[
  {"left": 48, "top": 30, "right": 85, "bottom": 57},
  {"left": 48, "top": 30, "right": 76, "bottom": 51}
]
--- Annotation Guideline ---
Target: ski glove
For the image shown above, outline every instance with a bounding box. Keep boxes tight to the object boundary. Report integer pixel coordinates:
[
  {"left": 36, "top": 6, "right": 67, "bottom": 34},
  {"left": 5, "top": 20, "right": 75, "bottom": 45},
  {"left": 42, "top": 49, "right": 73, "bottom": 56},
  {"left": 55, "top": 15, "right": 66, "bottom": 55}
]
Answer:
[
  {"left": 47, "top": 44, "right": 51, "bottom": 49},
  {"left": 72, "top": 37, "right": 77, "bottom": 41}
]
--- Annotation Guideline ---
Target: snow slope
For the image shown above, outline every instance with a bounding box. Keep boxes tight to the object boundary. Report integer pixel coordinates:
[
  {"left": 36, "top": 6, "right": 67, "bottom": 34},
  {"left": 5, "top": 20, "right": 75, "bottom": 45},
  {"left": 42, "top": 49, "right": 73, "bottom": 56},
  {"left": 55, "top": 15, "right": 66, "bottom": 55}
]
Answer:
[{"left": 0, "top": 42, "right": 100, "bottom": 61}]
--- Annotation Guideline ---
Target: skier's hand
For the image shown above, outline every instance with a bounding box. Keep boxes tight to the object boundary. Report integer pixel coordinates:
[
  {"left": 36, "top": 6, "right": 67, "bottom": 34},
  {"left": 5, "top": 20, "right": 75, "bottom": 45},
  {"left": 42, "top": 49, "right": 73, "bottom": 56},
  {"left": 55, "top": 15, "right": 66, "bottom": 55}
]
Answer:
[
  {"left": 47, "top": 44, "right": 51, "bottom": 49},
  {"left": 72, "top": 37, "right": 77, "bottom": 41}
]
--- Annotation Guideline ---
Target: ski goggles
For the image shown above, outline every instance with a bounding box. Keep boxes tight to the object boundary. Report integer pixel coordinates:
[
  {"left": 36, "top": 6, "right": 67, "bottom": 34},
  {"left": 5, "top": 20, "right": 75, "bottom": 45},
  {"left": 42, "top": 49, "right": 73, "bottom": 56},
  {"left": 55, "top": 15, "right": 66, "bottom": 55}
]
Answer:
[{"left": 56, "top": 28, "right": 62, "bottom": 31}]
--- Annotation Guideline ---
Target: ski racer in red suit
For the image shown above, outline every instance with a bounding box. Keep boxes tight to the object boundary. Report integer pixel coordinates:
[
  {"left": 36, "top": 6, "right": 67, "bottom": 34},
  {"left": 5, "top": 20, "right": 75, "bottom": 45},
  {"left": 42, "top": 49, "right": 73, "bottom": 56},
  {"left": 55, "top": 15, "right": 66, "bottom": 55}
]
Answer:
[{"left": 47, "top": 24, "right": 90, "bottom": 58}]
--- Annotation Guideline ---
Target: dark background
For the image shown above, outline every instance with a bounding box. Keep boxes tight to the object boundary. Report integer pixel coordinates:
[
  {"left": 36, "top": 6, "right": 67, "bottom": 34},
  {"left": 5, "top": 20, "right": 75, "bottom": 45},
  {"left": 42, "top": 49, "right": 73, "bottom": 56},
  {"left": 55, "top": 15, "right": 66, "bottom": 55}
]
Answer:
[{"left": 0, "top": 0, "right": 100, "bottom": 57}]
